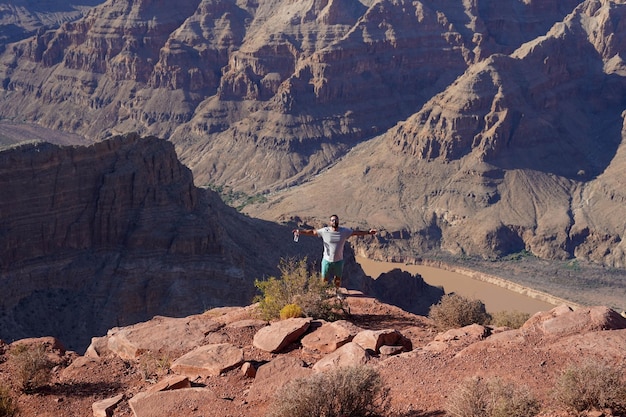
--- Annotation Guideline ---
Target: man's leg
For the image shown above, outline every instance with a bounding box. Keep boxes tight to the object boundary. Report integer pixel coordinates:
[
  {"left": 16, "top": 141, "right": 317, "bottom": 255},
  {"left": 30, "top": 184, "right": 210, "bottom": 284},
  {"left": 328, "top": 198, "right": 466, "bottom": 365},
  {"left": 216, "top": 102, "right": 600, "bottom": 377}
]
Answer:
[
  {"left": 332, "top": 260, "right": 345, "bottom": 288},
  {"left": 331, "top": 261, "right": 345, "bottom": 299},
  {"left": 333, "top": 276, "right": 341, "bottom": 288},
  {"left": 321, "top": 259, "right": 332, "bottom": 284}
]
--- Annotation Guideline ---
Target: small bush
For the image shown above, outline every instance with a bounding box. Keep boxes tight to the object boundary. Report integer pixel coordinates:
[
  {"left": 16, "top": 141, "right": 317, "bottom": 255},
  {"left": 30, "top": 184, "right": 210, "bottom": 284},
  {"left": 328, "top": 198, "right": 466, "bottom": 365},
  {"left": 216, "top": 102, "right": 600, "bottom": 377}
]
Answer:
[
  {"left": 138, "top": 351, "right": 171, "bottom": 382},
  {"left": 445, "top": 376, "right": 489, "bottom": 417},
  {"left": 488, "top": 378, "right": 541, "bottom": 417},
  {"left": 0, "top": 385, "right": 18, "bottom": 417},
  {"left": 489, "top": 310, "right": 531, "bottom": 329},
  {"left": 266, "top": 365, "right": 388, "bottom": 417},
  {"left": 254, "top": 257, "right": 339, "bottom": 321},
  {"left": 429, "top": 294, "right": 491, "bottom": 330},
  {"left": 552, "top": 359, "right": 626, "bottom": 413},
  {"left": 445, "top": 376, "right": 540, "bottom": 417},
  {"left": 279, "top": 303, "right": 303, "bottom": 319},
  {"left": 10, "top": 343, "right": 53, "bottom": 393}
]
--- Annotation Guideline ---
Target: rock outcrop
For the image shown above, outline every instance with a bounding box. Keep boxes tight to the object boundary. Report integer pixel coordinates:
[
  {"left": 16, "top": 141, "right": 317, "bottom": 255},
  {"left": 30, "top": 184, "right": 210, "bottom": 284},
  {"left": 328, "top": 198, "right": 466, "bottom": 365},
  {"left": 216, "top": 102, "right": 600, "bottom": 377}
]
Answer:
[
  {"left": 0, "top": 1, "right": 101, "bottom": 47},
  {"left": 1, "top": 1, "right": 626, "bottom": 273},
  {"left": 243, "top": 1, "right": 626, "bottom": 269},
  {"left": 3, "top": 295, "right": 624, "bottom": 417},
  {"left": 0, "top": 133, "right": 324, "bottom": 351}
]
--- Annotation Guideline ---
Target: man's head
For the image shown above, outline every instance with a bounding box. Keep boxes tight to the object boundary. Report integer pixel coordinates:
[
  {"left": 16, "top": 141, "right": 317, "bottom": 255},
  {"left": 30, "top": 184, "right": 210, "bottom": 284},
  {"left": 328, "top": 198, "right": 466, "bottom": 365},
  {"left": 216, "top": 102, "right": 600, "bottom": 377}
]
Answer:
[{"left": 330, "top": 214, "right": 339, "bottom": 229}]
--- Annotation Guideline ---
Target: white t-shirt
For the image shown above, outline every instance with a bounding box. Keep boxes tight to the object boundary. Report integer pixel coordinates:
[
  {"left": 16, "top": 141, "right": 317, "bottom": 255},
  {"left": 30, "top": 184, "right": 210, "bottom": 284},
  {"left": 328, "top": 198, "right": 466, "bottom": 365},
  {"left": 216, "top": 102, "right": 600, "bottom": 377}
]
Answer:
[{"left": 316, "top": 226, "right": 353, "bottom": 262}]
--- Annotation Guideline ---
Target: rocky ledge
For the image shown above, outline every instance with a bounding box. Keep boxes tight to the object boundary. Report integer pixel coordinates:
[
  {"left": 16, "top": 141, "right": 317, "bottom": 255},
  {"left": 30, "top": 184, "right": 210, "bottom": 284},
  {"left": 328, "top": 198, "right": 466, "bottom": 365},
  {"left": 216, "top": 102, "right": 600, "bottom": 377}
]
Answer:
[{"left": 2, "top": 292, "right": 625, "bottom": 417}]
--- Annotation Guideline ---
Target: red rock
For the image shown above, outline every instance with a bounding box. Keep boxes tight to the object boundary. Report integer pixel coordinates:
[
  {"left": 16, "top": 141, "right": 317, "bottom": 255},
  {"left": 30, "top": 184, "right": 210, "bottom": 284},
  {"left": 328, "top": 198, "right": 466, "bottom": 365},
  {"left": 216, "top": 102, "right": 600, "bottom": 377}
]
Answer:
[
  {"left": 170, "top": 343, "right": 244, "bottom": 378},
  {"left": 252, "top": 317, "right": 312, "bottom": 353}
]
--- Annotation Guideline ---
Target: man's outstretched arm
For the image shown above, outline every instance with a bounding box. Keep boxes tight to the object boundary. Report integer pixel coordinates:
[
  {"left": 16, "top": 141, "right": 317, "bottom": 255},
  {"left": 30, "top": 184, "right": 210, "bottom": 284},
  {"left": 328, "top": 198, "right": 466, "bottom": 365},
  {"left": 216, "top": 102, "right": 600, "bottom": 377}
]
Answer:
[
  {"left": 293, "top": 228, "right": 318, "bottom": 236},
  {"left": 351, "top": 229, "right": 377, "bottom": 236}
]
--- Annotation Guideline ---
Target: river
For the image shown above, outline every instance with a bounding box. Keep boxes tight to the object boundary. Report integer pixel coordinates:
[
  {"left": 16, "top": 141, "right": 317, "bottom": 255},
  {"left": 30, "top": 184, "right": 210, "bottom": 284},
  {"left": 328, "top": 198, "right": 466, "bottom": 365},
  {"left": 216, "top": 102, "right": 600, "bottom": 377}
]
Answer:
[{"left": 356, "top": 256, "right": 558, "bottom": 314}]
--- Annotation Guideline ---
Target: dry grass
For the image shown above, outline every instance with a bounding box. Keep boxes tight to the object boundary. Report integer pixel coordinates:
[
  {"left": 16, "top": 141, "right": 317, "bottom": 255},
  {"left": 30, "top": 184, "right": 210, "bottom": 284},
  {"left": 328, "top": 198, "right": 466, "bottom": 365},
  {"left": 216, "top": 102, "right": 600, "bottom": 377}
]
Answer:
[
  {"left": 489, "top": 310, "right": 531, "bottom": 328},
  {"left": 138, "top": 351, "right": 172, "bottom": 382},
  {"left": 428, "top": 293, "right": 491, "bottom": 330},
  {"left": 254, "top": 257, "right": 341, "bottom": 321},
  {"left": 266, "top": 365, "right": 388, "bottom": 417},
  {"left": 0, "top": 385, "right": 18, "bottom": 417},
  {"left": 552, "top": 359, "right": 626, "bottom": 413},
  {"left": 445, "top": 376, "right": 540, "bottom": 417},
  {"left": 279, "top": 303, "right": 303, "bottom": 319},
  {"left": 9, "top": 343, "right": 52, "bottom": 393}
]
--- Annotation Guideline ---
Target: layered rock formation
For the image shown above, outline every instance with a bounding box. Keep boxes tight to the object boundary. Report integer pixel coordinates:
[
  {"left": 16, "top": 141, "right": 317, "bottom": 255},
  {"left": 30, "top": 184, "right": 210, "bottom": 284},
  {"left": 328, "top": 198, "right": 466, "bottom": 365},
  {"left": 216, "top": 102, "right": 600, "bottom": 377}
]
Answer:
[
  {"left": 2, "top": 296, "right": 625, "bottom": 417},
  {"left": 0, "top": 1, "right": 101, "bottom": 47},
  {"left": 2, "top": 0, "right": 626, "bottom": 268},
  {"left": 0, "top": 133, "right": 332, "bottom": 351},
  {"left": 244, "top": 0, "right": 626, "bottom": 268},
  {"left": 0, "top": 0, "right": 581, "bottom": 190}
]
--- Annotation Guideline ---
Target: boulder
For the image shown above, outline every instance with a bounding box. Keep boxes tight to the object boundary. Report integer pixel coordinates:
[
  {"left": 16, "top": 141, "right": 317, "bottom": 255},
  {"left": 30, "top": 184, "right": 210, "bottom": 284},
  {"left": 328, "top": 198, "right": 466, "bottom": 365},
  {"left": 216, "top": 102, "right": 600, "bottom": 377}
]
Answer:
[
  {"left": 248, "top": 356, "right": 312, "bottom": 401},
  {"left": 252, "top": 318, "right": 312, "bottom": 353},
  {"left": 104, "top": 314, "right": 222, "bottom": 360},
  {"left": 352, "top": 329, "right": 412, "bottom": 353},
  {"left": 10, "top": 336, "right": 66, "bottom": 354},
  {"left": 523, "top": 305, "right": 626, "bottom": 337},
  {"left": 301, "top": 320, "right": 362, "bottom": 353},
  {"left": 146, "top": 375, "right": 191, "bottom": 393},
  {"left": 128, "top": 388, "right": 220, "bottom": 417},
  {"left": 312, "top": 342, "right": 371, "bottom": 372},
  {"left": 170, "top": 343, "right": 244, "bottom": 378},
  {"left": 92, "top": 393, "right": 123, "bottom": 417},
  {"left": 434, "top": 324, "right": 490, "bottom": 343},
  {"left": 241, "top": 362, "right": 256, "bottom": 378}
]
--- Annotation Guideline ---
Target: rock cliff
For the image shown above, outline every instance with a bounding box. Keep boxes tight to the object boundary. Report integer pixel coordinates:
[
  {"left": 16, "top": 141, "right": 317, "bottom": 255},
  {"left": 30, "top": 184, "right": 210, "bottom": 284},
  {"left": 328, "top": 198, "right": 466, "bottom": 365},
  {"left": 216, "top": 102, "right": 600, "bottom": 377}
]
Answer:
[
  {"left": 1, "top": 296, "right": 625, "bottom": 417},
  {"left": 2, "top": 0, "right": 626, "bottom": 268},
  {"left": 0, "top": 1, "right": 101, "bottom": 47},
  {"left": 0, "top": 133, "right": 328, "bottom": 351},
  {"left": 243, "top": 0, "right": 626, "bottom": 269}
]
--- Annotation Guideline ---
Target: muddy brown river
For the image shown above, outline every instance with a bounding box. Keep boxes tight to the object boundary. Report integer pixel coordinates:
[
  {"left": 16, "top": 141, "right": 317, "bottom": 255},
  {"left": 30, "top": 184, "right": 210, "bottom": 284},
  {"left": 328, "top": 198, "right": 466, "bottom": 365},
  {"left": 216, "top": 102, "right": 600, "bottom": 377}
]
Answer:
[{"left": 356, "top": 256, "right": 557, "bottom": 314}]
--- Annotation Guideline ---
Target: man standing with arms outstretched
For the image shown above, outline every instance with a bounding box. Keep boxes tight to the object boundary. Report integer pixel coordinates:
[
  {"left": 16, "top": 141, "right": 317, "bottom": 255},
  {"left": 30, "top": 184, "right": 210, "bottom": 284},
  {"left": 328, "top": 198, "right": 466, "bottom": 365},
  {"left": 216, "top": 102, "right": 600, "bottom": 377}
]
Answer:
[{"left": 293, "top": 214, "right": 376, "bottom": 297}]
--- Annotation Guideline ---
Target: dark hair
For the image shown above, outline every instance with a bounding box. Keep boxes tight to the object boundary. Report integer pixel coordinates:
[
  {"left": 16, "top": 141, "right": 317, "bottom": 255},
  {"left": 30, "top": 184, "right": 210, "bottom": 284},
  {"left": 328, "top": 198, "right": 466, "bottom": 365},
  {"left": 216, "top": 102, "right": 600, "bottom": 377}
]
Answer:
[{"left": 330, "top": 214, "right": 339, "bottom": 221}]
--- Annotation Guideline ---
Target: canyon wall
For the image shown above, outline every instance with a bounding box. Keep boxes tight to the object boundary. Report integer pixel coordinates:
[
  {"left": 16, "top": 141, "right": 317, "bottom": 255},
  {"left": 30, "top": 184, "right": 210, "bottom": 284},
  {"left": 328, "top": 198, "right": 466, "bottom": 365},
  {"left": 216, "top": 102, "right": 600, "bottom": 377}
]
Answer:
[{"left": 0, "top": 133, "right": 322, "bottom": 351}]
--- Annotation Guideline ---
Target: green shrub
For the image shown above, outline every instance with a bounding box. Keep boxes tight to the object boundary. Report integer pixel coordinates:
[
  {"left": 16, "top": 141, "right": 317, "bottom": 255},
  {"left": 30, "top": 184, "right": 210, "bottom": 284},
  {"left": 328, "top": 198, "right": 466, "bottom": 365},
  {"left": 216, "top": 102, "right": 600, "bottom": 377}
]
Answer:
[
  {"left": 445, "top": 376, "right": 540, "bottom": 417},
  {"left": 552, "top": 359, "right": 626, "bottom": 413},
  {"left": 0, "top": 385, "right": 18, "bottom": 417},
  {"left": 266, "top": 365, "right": 388, "bottom": 417},
  {"left": 489, "top": 310, "right": 531, "bottom": 329},
  {"left": 428, "top": 294, "right": 491, "bottom": 330},
  {"left": 254, "top": 257, "right": 340, "bottom": 321},
  {"left": 10, "top": 343, "right": 52, "bottom": 393},
  {"left": 279, "top": 303, "right": 303, "bottom": 319}
]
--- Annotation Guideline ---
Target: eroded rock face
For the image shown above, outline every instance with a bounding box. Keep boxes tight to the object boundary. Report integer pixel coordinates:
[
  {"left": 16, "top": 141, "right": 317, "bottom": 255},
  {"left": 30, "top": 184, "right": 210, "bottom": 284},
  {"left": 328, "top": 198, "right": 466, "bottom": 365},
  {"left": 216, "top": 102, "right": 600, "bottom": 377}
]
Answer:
[
  {"left": 244, "top": 1, "right": 626, "bottom": 268},
  {"left": 0, "top": 1, "right": 101, "bottom": 47},
  {"left": 0, "top": 133, "right": 318, "bottom": 352},
  {"left": 2, "top": 0, "right": 626, "bottom": 269},
  {"left": 0, "top": 134, "right": 203, "bottom": 266},
  {"left": 376, "top": 1, "right": 626, "bottom": 263},
  {"left": 0, "top": 0, "right": 581, "bottom": 190}
]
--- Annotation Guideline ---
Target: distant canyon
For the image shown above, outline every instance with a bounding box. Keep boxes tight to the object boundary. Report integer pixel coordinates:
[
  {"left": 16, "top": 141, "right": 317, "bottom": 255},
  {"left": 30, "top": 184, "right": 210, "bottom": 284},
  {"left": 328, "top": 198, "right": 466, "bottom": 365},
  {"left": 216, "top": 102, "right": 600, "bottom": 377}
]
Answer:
[{"left": 1, "top": 0, "right": 626, "bottom": 349}]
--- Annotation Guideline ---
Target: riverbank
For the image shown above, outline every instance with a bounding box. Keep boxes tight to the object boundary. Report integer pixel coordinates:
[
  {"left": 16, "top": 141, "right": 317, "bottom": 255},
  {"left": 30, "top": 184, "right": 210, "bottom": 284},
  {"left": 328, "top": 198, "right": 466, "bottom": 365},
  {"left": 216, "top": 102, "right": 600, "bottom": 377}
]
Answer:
[{"left": 356, "top": 256, "right": 578, "bottom": 315}]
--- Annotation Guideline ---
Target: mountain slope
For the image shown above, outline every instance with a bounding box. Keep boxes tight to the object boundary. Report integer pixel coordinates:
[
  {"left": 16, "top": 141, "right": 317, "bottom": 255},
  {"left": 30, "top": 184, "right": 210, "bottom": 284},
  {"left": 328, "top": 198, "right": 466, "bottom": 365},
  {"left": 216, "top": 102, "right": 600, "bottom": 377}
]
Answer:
[
  {"left": 2, "top": 0, "right": 626, "bottom": 267},
  {"left": 0, "top": 0, "right": 101, "bottom": 47},
  {"left": 245, "top": 0, "right": 626, "bottom": 268},
  {"left": 0, "top": 133, "right": 328, "bottom": 351},
  {"left": 0, "top": 0, "right": 581, "bottom": 189}
]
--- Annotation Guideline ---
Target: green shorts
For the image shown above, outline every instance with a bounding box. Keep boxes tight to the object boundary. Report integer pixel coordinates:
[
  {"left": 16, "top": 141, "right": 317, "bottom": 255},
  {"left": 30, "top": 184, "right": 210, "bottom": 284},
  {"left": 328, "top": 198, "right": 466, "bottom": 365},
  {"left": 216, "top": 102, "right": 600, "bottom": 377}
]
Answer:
[{"left": 321, "top": 259, "right": 344, "bottom": 282}]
